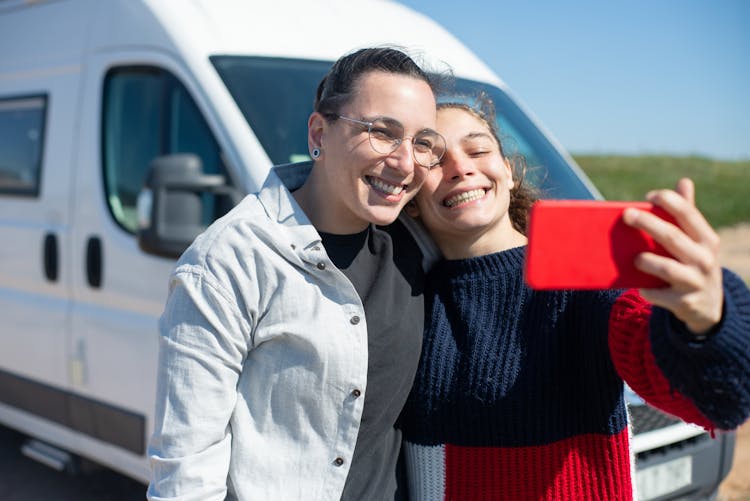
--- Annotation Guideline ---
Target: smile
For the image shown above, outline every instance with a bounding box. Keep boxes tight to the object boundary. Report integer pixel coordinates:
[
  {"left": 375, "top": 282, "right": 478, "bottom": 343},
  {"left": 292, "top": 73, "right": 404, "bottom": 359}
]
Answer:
[
  {"left": 366, "top": 176, "right": 406, "bottom": 195},
  {"left": 443, "top": 188, "right": 487, "bottom": 208}
]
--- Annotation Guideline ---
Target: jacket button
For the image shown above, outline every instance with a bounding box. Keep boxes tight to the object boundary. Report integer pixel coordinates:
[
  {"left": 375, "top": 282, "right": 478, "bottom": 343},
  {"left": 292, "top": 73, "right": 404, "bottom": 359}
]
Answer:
[
  {"left": 351, "top": 389, "right": 361, "bottom": 398},
  {"left": 334, "top": 457, "right": 344, "bottom": 466},
  {"left": 316, "top": 262, "right": 326, "bottom": 270},
  {"left": 350, "top": 315, "right": 360, "bottom": 325}
]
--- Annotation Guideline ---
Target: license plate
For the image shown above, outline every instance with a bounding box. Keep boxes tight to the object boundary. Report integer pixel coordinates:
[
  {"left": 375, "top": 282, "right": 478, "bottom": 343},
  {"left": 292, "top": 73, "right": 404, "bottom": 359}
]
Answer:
[{"left": 636, "top": 455, "right": 692, "bottom": 500}]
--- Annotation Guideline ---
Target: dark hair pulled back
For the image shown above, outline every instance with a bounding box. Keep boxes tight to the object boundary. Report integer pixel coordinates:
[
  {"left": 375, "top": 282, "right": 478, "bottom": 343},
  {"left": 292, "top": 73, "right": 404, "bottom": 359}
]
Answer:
[{"left": 314, "top": 47, "right": 433, "bottom": 118}]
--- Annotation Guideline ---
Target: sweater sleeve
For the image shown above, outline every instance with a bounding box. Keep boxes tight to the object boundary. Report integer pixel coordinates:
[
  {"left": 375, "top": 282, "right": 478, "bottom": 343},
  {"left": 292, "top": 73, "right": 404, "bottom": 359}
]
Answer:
[
  {"left": 609, "top": 269, "right": 750, "bottom": 431},
  {"left": 609, "top": 289, "right": 714, "bottom": 430},
  {"left": 649, "top": 269, "right": 750, "bottom": 430}
]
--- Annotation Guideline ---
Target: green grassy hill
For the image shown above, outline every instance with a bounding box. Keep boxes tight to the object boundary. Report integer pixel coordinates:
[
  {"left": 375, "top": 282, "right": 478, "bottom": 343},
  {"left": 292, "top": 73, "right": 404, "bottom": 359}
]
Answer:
[{"left": 572, "top": 155, "right": 750, "bottom": 229}]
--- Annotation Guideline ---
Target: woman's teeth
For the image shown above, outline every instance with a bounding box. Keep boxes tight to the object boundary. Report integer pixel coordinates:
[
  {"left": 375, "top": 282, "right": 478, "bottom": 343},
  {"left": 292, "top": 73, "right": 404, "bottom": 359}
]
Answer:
[
  {"left": 367, "top": 176, "right": 404, "bottom": 195},
  {"left": 444, "top": 189, "right": 486, "bottom": 207}
]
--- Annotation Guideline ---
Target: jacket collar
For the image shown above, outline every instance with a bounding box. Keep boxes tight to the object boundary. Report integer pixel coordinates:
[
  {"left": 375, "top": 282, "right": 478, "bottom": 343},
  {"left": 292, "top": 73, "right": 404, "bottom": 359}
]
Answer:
[{"left": 257, "top": 161, "right": 321, "bottom": 248}]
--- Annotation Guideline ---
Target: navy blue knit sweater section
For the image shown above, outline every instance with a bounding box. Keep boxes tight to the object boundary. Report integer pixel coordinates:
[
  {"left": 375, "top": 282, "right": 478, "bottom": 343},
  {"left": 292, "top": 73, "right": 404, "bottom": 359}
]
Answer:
[
  {"left": 398, "top": 246, "right": 627, "bottom": 448},
  {"left": 649, "top": 267, "right": 750, "bottom": 429}
]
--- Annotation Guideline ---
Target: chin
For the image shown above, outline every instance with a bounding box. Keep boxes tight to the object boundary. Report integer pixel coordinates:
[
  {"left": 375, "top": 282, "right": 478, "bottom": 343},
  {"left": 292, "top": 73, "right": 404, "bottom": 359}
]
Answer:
[
  {"left": 365, "top": 208, "right": 404, "bottom": 227},
  {"left": 451, "top": 217, "right": 497, "bottom": 232}
]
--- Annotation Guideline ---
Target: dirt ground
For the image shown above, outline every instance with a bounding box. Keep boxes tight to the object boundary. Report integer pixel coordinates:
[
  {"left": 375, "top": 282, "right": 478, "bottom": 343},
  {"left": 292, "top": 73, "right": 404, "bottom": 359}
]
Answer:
[
  {"left": 720, "top": 423, "right": 750, "bottom": 501},
  {"left": 716, "top": 223, "right": 750, "bottom": 501},
  {"left": 717, "top": 223, "right": 750, "bottom": 287}
]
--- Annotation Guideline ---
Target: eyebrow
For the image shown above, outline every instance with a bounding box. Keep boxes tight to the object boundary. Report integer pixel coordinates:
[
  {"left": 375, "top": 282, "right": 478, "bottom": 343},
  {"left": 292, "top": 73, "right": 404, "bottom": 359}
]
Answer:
[
  {"left": 361, "top": 115, "right": 400, "bottom": 125},
  {"left": 460, "top": 131, "right": 494, "bottom": 143}
]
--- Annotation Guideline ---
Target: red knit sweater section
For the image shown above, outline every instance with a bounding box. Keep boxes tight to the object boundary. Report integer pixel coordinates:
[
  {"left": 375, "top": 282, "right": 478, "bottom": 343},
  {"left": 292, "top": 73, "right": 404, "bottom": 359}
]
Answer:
[
  {"left": 443, "top": 431, "right": 632, "bottom": 500},
  {"left": 609, "top": 289, "right": 714, "bottom": 431}
]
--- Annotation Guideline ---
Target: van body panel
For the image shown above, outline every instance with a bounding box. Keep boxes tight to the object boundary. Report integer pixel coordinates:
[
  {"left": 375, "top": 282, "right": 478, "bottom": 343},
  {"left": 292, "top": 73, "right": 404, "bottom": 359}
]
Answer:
[
  {"left": 0, "top": 68, "right": 79, "bottom": 392},
  {"left": 68, "top": 50, "right": 195, "bottom": 462},
  {"left": 0, "top": 2, "right": 90, "bottom": 73},
  {"left": 0, "top": 400, "right": 150, "bottom": 481},
  {"left": 141, "top": 0, "right": 500, "bottom": 86}
]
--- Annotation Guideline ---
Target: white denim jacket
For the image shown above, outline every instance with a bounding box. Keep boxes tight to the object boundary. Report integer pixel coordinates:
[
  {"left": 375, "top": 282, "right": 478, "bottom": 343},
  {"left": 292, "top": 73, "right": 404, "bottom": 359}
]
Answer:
[{"left": 147, "top": 169, "right": 369, "bottom": 500}]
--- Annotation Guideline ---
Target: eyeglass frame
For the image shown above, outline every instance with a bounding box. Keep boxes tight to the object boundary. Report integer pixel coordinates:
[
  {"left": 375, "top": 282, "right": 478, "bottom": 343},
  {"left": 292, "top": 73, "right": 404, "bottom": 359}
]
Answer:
[{"left": 332, "top": 114, "right": 446, "bottom": 169}]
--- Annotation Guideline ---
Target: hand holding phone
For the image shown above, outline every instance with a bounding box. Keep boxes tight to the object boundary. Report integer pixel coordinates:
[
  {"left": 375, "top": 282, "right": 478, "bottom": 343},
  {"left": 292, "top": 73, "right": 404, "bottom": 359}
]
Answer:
[{"left": 524, "top": 200, "right": 677, "bottom": 290}]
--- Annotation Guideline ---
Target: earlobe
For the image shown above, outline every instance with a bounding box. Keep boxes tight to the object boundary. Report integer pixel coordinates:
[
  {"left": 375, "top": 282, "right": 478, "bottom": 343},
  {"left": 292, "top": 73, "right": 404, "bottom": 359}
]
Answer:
[
  {"left": 503, "top": 158, "right": 514, "bottom": 190},
  {"left": 405, "top": 199, "right": 421, "bottom": 218},
  {"left": 308, "top": 112, "right": 326, "bottom": 154}
]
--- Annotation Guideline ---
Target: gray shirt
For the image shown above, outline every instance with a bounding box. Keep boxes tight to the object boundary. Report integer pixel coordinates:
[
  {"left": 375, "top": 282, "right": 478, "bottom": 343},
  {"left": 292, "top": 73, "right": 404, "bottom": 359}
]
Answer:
[{"left": 321, "top": 221, "right": 424, "bottom": 501}]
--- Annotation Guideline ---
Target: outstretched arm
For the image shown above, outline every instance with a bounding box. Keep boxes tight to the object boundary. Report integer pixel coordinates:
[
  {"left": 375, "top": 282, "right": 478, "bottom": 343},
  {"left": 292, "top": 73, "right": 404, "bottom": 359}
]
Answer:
[{"left": 610, "top": 178, "right": 750, "bottom": 430}]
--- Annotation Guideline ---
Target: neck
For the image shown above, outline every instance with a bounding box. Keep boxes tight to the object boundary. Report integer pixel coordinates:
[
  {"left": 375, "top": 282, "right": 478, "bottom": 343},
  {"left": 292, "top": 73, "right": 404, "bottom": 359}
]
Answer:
[
  {"left": 435, "top": 222, "right": 527, "bottom": 260},
  {"left": 292, "top": 165, "right": 369, "bottom": 234}
]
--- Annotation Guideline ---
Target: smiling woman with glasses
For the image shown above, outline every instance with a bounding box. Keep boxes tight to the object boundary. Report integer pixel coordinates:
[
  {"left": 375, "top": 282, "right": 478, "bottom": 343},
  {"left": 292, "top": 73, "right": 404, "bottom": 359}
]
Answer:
[
  {"left": 335, "top": 114, "right": 446, "bottom": 169},
  {"left": 149, "top": 47, "right": 446, "bottom": 501}
]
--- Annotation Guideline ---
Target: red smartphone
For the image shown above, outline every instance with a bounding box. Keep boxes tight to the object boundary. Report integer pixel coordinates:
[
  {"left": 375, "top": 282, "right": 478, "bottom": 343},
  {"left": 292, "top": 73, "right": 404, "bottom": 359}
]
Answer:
[{"left": 524, "top": 200, "right": 677, "bottom": 290}]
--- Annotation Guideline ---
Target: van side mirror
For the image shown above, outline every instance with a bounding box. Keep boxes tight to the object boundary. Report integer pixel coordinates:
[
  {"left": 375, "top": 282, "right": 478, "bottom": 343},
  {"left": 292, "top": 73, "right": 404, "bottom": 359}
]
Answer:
[{"left": 136, "top": 154, "right": 240, "bottom": 259}]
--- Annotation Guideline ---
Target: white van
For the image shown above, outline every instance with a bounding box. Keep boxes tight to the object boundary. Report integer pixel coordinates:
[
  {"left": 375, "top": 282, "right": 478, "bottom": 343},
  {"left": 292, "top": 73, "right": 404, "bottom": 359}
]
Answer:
[{"left": 0, "top": 0, "right": 734, "bottom": 498}]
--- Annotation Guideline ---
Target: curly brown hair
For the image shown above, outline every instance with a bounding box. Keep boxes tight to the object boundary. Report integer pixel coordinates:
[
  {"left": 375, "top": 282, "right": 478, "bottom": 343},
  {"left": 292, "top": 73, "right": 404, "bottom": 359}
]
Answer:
[{"left": 437, "top": 93, "right": 539, "bottom": 235}]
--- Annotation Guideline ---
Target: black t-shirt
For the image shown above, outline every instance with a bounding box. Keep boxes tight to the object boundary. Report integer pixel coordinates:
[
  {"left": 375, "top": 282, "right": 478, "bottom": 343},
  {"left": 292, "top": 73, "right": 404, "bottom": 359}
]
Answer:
[{"left": 320, "top": 219, "right": 424, "bottom": 501}]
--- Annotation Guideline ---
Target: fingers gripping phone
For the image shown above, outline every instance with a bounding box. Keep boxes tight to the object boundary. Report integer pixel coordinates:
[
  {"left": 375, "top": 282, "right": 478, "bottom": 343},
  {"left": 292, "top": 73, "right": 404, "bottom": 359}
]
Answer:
[{"left": 524, "top": 200, "right": 676, "bottom": 290}]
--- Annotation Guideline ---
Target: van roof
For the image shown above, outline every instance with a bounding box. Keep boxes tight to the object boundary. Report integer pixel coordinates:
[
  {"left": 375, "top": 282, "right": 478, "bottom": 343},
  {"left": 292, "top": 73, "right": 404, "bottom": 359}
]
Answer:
[{"left": 1, "top": 0, "right": 502, "bottom": 86}]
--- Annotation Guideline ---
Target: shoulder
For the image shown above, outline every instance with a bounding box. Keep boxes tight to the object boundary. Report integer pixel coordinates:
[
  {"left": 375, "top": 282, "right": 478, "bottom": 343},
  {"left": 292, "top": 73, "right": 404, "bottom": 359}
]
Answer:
[
  {"left": 171, "top": 192, "right": 295, "bottom": 294},
  {"left": 373, "top": 219, "right": 425, "bottom": 291},
  {"left": 177, "top": 194, "right": 268, "bottom": 267},
  {"left": 377, "top": 218, "right": 422, "bottom": 259}
]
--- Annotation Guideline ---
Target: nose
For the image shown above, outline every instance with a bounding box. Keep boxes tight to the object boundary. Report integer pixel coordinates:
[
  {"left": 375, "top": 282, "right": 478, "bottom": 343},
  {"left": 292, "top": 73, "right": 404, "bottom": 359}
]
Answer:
[
  {"left": 441, "top": 154, "right": 474, "bottom": 181},
  {"left": 386, "top": 139, "right": 416, "bottom": 175}
]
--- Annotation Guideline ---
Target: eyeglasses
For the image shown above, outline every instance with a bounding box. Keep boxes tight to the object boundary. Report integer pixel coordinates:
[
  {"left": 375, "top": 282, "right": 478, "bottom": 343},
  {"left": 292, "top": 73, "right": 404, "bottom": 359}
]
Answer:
[{"left": 336, "top": 115, "right": 446, "bottom": 169}]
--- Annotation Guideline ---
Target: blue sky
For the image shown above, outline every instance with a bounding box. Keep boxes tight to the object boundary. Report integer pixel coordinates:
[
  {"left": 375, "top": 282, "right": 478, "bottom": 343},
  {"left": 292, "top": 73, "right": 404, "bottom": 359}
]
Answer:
[{"left": 399, "top": 0, "right": 750, "bottom": 160}]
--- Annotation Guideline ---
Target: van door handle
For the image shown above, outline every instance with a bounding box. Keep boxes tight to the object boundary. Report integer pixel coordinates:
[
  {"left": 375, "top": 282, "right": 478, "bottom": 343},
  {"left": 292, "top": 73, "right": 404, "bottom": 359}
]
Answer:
[
  {"left": 86, "top": 236, "right": 103, "bottom": 288},
  {"left": 43, "top": 233, "right": 59, "bottom": 282}
]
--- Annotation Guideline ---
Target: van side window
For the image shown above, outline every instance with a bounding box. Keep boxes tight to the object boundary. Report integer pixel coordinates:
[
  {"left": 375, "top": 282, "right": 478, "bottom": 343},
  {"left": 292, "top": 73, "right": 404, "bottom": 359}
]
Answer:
[
  {"left": 103, "top": 67, "right": 224, "bottom": 233},
  {"left": 0, "top": 95, "right": 47, "bottom": 197}
]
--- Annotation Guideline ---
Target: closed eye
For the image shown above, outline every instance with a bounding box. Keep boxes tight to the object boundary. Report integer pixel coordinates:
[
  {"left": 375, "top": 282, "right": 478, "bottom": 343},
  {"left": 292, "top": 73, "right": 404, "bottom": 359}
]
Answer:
[{"left": 468, "top": 149, "right": 491, "bottom": 157}]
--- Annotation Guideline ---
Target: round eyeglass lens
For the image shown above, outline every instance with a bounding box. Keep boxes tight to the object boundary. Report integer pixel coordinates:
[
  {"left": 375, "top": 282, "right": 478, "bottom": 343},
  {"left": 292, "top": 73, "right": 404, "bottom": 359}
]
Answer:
[
  {"left": 413, "top": 130, "right": 446, "bottom": 168},
  {"left": 367, "top": 118, "right": 404, "bottom": 154}
]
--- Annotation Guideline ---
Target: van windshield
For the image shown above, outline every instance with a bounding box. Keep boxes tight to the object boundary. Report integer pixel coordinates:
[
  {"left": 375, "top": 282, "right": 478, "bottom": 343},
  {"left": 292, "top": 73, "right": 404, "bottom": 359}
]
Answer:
[{"left": 212, "top": 56, "right": 595, "bottom": 200}]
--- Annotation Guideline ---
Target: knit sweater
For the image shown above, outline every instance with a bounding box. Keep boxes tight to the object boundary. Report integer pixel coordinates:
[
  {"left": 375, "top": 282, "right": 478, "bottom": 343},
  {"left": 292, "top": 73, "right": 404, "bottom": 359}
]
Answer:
[{"left": 398, "top": 246, "right": 750, "bottom": 500}]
